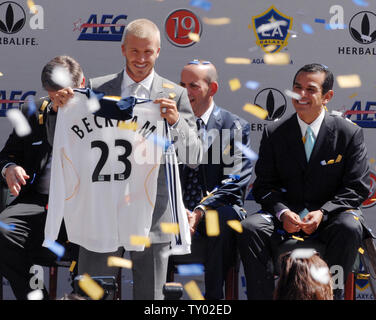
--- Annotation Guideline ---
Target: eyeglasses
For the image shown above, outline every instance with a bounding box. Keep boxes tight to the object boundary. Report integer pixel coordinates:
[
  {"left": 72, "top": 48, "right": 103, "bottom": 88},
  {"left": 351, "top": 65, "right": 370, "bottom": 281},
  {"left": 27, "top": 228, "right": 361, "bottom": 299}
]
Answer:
[{"left": 188, "top": 59, "right": 211, "bottom": 65}]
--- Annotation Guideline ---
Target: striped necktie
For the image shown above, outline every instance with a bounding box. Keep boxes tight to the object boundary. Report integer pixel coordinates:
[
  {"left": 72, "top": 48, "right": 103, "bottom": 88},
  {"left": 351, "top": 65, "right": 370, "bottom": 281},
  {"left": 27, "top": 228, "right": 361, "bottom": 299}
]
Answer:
[{"left": 304, "top": 126, "right": 315, "bottom": 161}]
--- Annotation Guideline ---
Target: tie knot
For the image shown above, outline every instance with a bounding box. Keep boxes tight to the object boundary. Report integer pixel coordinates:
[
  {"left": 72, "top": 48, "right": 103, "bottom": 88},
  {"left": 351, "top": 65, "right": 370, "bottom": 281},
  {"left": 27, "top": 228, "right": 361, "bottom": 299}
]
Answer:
[
  {"left": 196, "top": 118, "right": 205, "bottom": 130},
  {"left": 129, "top": 82, "right": 141, "bottom": 97},
  {"left": 306, "top": 126, "right": 313, "bottom": 137}
]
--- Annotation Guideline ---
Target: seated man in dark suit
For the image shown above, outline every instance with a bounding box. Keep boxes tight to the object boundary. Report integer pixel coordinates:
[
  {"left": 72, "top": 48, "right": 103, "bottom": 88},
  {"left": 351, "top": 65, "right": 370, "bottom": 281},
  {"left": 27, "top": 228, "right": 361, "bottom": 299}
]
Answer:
[
  {"left": 237, "top": 63, "right": 373, "bottom": 300},
  {"left": 177, "top": 60, "right": 253, "bottom": 299},
  {"left": 0, "top": 55, "right": 80, "bottom": 299}
]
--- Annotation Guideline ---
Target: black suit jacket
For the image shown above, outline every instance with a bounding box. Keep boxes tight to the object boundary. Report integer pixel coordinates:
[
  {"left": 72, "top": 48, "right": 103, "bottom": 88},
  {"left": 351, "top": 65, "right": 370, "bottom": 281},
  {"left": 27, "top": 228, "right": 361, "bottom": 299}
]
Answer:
[
  {"left": 252, "top": 112, "right": 370, "bottom": 217},
  {"left": 0, "top": 98, "right": 54, "bottom": 197},
  {"left": 181, "top": 105, "right": 253, "bottom": 218}
]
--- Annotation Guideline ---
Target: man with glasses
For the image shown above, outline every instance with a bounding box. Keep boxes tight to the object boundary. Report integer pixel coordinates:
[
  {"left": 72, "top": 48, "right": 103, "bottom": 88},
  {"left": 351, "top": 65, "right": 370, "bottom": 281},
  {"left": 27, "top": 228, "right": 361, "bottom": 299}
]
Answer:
[
  {"left": 237, "top": 63, "right": 373, "bottom": 300},
  {"left": 176, "top": 59, "right": 252, "bottom": 299}
]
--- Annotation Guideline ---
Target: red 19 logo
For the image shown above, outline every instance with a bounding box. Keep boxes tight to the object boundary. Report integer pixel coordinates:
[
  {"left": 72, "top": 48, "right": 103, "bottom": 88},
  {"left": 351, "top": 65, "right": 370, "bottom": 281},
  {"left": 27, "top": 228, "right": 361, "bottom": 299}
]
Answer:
[{"left": 165, "top": 9, "right": 202, "bottom": 47}]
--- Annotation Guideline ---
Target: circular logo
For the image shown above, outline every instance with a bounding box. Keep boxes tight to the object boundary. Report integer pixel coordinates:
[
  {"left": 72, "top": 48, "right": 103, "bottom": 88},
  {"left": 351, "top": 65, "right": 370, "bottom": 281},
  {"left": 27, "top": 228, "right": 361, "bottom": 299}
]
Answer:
[
  {"left": 0, "top": 1, "right": 26, "bottom": 34},
  {"left": 362, "top": 171, "right": 376, "bottom": 208},
  {"left": 165, "top": 9, "right": 202, "bottom": 47},
  {"left": 349, "top": 11, "right": 376, "bottom": 45},
  {"left": 254, "top": 88, "right": 287, "bottom": 121}
]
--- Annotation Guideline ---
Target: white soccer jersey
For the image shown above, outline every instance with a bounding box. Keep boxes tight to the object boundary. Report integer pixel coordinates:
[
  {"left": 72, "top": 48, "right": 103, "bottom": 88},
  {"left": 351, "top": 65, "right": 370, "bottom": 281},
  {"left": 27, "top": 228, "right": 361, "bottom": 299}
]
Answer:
[{"left": 43, "top": 93, "right": 165, "bottom": 252}]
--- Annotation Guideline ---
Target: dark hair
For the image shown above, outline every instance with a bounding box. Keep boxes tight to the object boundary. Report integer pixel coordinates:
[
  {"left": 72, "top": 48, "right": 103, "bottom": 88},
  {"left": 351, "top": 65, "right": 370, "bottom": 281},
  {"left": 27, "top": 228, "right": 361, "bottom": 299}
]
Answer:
[
  {"left": 274, "top": 250, "right": 333, "bottom": 300},
  {"left": 293, "top": 63, "right": 334, "bottom": 94},
  {"left": 41, "top": 55, "right": 83, "bottom": 91}
]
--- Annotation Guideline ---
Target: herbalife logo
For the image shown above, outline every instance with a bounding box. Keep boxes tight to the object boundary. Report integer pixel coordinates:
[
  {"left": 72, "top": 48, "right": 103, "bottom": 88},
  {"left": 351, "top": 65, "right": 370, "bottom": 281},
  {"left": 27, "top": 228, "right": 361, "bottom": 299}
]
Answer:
[
  {"left": 254, "top": 88, "right": 286, "bottom": 121},
  {"left": 0, "top": 1, "right": 25, "bottom": 34},
  {"left": 349, "top": 11, "right": 376, "bottom": 44}
]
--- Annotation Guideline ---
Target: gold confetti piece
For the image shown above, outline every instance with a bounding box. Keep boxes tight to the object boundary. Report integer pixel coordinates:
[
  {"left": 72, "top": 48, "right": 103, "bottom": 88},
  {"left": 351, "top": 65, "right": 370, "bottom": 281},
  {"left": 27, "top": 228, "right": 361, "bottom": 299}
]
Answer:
[
  {"left": 78, "top": 273, "right": 104, "bottom": 300},
  {"left": 370, "top": 158, "right": 375, "bottom": 164},
  {"left": 0, "top": 72, "right": 3, "bottom": 77},
  {"left": 264, "top": 52, "right": 290, "bottom": 65},
  {"left": 205, "top": 210, "right": 220, "bottom": 236},
  {"left": 188, "top": 32, "right": 200, "bottom": 42},
  {"left": 327, "top": 159, "right": 334, "bottom": 164},
  {"left": 39, "top": 100, "right": 49, "bottom": 112},
  {"left": 223, "top": 144, "right": 231, "bottom": 155},
  {"left": 264, "top": 44, "right": 277, "bottom": 53},
  {"left": 302, "top": 136, "right": 306, "bottom": 144},
  {"left": 104, "top": 95, "right": 121, "bottom": 101},
  {"left": 335, "top": 154, "right": 342, "bottom": 163},
  {"left": 69, "top": 260, "right": 77, "bottom": 272},
  {"left": 358, "top": 247, "right": 364, "bottom": 254},
  {"left": 118, "top": 121, "right": 138, "bottom": 131},
  {"left": 107, "top": 256, "right": 133, "bottom": 269},
  {"left": 243, "top": 103, "right": 268, "bottom": 120},
  {"left": 349, "top": 93, "right": 358, "bottom": 99},
  {"left": 229, "top": 78, "right": 242, "bottom": 91},
  {"left": 202, "top": 17, "right": 231, "bottom": 25},
  {"left": 184, "top": 280, "right": 205, "bottom": 300},
  {"left": 160, "top": 222, "right": 180, "bottom": 235},
  {"left": 324, "top": 105, "right": 328, "bottom": 112},
  {"left": 168, "top": 92, "right": 176, "bottom": 99},
  {"left": 357, "top": 273, "right": 370, "bottom": 280},
  {"left": 337, "top": 74, "right": 362, "bottom": 88},
  {"left": 130, "top": 235, "right": 151, "bottom": 247},
  {"left": 162, "top": 83, "right": 174, "bottom": 89},
  {"left": 27, "top": 0, "right": 38, "bottom": 14},
  {"left": 353, "top": 216, "right": 359, "bottom": 221},
  {"left": 227, "top": 220, "right": 243, "bottom": 233},
  {"left": 292, "top": 235, "right": 304, "bottom": 241},
  {"left": 225, "top": 57, "right": 251, "bottom": 65},
  {"left": 38, "top": 114, "right": 43, "bottom": 125}
]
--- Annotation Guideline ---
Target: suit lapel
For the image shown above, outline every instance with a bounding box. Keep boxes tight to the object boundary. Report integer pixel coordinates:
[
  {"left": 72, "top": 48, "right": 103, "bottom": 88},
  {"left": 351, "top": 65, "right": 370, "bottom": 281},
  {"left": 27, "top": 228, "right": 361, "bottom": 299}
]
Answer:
[
  {"left": 150, "top": 72, "right": 165, "bottom": 100},
  {"left": 205, "top": 105, "right": 222, "bottom": 152},
  {"left": 285, "top": 114, "right": 308, "bottom": 170}
]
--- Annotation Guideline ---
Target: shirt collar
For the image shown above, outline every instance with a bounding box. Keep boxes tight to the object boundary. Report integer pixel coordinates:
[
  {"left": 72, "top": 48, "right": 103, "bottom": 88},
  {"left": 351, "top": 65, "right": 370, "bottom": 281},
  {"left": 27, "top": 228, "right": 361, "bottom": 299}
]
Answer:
[
  {"left": 123, "top": 68, "right": 155, "bottom": 93},
  {"left": 197, "top": 101, "right": 215, "bottom": 125},
  {"left": 297, "top": 108, "right": 325, "bottom": 138}
]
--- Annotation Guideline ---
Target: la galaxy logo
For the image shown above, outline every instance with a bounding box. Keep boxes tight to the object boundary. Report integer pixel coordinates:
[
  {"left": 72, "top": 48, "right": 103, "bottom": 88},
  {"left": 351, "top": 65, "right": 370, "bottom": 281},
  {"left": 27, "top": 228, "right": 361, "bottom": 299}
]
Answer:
[{"left": 251, "top": 5, "right": 293, "bottom": 53}]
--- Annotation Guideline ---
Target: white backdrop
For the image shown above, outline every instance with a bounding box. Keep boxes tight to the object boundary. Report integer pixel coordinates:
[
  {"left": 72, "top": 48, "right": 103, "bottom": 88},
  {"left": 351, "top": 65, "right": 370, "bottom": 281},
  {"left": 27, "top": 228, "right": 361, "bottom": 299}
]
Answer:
[{"left": 1, "top": 0, "right": 376, "bottom": 299}]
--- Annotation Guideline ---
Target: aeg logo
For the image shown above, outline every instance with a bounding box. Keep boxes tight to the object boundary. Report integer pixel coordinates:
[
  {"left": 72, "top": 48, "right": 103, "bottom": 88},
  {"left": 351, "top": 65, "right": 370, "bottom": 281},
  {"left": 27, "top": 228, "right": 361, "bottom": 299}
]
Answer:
[
  {"left": 74, "top": 14, "right": 127, "bottom": 41},
  {"left": 0, "top": 90, "right": 36, "bottom": 116}
]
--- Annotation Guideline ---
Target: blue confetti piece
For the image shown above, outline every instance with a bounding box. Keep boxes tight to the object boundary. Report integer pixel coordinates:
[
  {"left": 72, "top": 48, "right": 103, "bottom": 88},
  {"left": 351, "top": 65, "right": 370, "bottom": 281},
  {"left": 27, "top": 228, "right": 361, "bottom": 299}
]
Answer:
[
  {"left": 314, "top": 18, "right": 326, "bottom": 24},
  {"left": 302, "top": 23, "right": 314, "bottom": 34},
  {"left": 177, "top": 263, "right": 204, "bottom": 276},
  {"left": 235, "top": 141, "right": 258, "bottom": 161},
  {"left": 245, "top": 81, "right": 260, "bottom": 90},
  {"left": 229, "top": 174, "right": 240, "bottom": 181},
  {"left": 241, "top": 276, "right": 246, "bottom": 287},
  {"left": 27, "top": 96, "right": 37, "bottom": 116},
  {"left": 0, "top": 221, "right": 15, "bottom": 231},
  {"left": 45, "top": 240, "right": 65, "bottom": 258},
  {"left": 353, "top": 0, "right": 369, "bottom": 7},
  {"left": 149, "top": 133, "right": 172, "bottom": 152},
  {"left": 325, "top": 23, "right": 347, "bottom": 30},
  {"left": 190, "top": 0, "right": 212, "bottom": 11}
]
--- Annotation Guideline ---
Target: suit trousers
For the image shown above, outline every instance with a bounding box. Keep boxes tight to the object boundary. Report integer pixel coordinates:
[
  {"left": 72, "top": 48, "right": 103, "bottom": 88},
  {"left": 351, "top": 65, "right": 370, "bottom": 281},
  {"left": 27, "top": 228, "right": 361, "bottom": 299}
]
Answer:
[
  {"left": 77, "top": 242, "right": 170, "bottom": 300},
  {"left": 237, "top": 210, "right": 364, "bottom": 300},
  {"left": 0, "top": 192, "right": 53, "bottom": 299}
]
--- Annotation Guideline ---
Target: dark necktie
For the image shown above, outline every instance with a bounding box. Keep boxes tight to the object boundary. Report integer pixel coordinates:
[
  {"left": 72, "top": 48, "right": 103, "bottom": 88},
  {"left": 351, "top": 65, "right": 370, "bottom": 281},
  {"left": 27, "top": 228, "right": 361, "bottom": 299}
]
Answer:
[{"left": 183, "top": 119, "right": 205, "bottom": 211}]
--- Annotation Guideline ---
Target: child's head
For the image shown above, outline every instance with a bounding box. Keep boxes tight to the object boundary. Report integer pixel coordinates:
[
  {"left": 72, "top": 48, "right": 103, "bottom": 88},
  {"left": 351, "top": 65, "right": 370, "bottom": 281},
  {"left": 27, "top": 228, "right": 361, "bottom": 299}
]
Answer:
[{"left": 274, "top": 248, "right": 333, "bottom": 300}]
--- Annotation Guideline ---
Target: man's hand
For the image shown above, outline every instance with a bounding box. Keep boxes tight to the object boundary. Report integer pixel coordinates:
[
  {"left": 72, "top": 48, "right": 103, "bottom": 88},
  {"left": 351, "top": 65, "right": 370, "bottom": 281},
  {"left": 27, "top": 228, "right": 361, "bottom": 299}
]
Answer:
[
  {"left": 186, "top": 208, "right": 204, "bottom": 236},
  {"left": 154, "top": 98, "right": 179, "bottom": 126},
  {"left": 5, "top": 165, "right": 30, "bottom": 196},
  {"left": 281, "top": 210, "right": 303, "bottom": 234},
  {"left": 48, "top": 88, "right": 74, "bottom": 112},
  {"left": 300, "top": 210, "right": 323, "bottom": 235}
]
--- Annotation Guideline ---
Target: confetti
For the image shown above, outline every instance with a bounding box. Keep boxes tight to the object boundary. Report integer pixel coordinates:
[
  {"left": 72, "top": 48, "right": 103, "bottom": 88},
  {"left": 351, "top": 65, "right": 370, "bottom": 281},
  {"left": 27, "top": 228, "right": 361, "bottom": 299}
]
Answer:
[
  {"left": 228, "top": 78, "right": 241, "bottom": 91},
  {"left": 292, "top": 235, "right": 304, "bottom": 241},
  {"left": 44, "top": 239, "right": 65, "bottom": 258},
  {"left": 0, "top": 221, "right": 15, "bottom": 231},
  {"left": 261, "top": 214, "right": 272, "bottom": 223},
  {"left": 205, "top": 210, "right": 220, "bottom": 236},
  {"left": 256, "top": 20, "right": 287, "bottom": 33},
  {"left": 225, "top": 57, "right": 251, "bottom": 65},
  {"left": 291, "top": 248, "right": 316, "bottom": 260},
  {"left": 188, "top": 32, "right": 200, "bottom": 42},
  {"left": 264, "top": 52, "right": 290, "bottom": 65},
  {"left": 358, "top": 247, "right": 364, "bottom": 254},
  {"left": 190, "top": 0, "right": 212, "bottom": 11},
  {"left": 302, "top": 23, "right": 314, "bottom": 34},
  {"left": 349, "top": 93, "right": 358, "bottom": 99},
  {"left": 27, "top": 289, "right": 43, "bottom": 300},
  {"left": 314, "top": 18, "right": 326, "bottom": 24},
  {"left": 335, "top": 154, "right": 342, "bottom": 163},
  {"left": 352, "top": 0, "right": 369, "bottom": 6},
  {"left": 337, "top": 74, "right": 362, "bottom": 88},
  {"left": 69, "top": 260, "right": 77, "bottom": 272},
  {"left": 168, "top": 92, "right": 176, "bottom": 99},
  {"left": 160, "top": 222, "right": 180, "bottom": 235},
  {"left": 235, "top": 141, "right": 259, "bottom": 161},
  {"left": 78, "top": 273, "right": 105, "bottom": 300},
  {"left": 177, "top": 264, "right": 204, "bottom": 276},
  {"left": 245, "top": 81, "right": 260, "bottom": 90},
  {"left": 27, "top": 0, "right": 38, "bottom": 14},
  {"left": 6, "top": 108, "right": 32, "bottom": 137},
  {"left": 130, "top": 235, "right": 151, "bottom": 247},
  {"left": 202, "top": 17, "right": 231, "bottom": 25},
  {"left": 327, "top": 159, "right": 335, "bottom": 164},
  {"left": 162, "top": 83, "right": 174, "bottom": 89},
  {"left": 284, "top": 89, "right": 301, "bottom": 101},
  {"left": 227, "top": 220, "right": 243, "bottom": 233},
  {"left": 118, "top": 121, "right": 138, "bottom": 131},
  {"left": 107, "top": 256, "right": 133, "bottom": 269},
  {"left": 223, "top": 144, "right": 231, "bottom": 155},
  {"left": 51, "top": 66, "right": 73, "bottom": 88},
  {"left": 264, "top": 44, "right": 277, "bottom": 53},
  {"left": 184, "top": 280, "right": 205, "bottom": 300},
  {"left": 242, "top": 103, "right": 268, "bottom": 120},
  {"left": 0, "top": 72, "right": 3, "bottom": 77},
  {"left": 310, "top": 265, "right": 330, "bottom": 284}
]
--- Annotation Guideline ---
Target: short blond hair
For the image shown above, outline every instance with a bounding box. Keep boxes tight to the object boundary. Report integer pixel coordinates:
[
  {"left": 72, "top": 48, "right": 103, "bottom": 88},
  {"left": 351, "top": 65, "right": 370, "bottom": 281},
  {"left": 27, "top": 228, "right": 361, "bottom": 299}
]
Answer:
[{"left": 123, "top": 18, "right": 160, "bottom": 47}]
